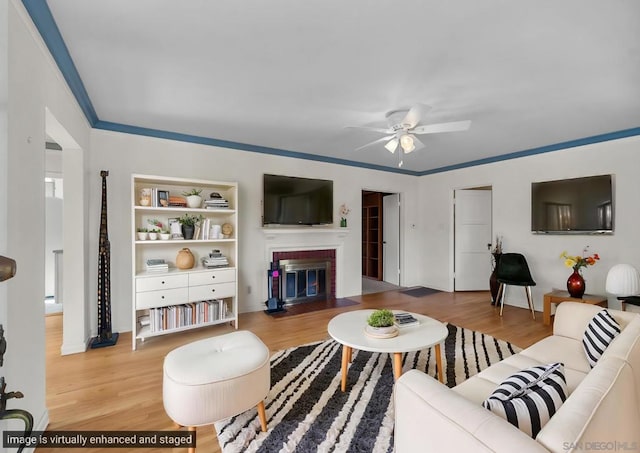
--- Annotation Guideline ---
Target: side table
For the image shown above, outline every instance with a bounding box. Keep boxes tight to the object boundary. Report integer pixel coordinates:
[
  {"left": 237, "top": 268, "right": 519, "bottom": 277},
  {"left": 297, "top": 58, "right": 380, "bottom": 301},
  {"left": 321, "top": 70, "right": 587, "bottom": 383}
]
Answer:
[{"left": 543, "top": 290, "right": 608, "bottom": 326}]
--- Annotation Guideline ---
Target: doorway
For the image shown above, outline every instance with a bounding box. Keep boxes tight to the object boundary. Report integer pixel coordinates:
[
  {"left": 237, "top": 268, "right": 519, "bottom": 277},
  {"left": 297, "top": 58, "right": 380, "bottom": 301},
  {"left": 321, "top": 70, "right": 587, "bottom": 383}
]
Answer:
[
  {"left": 362, "top": 190, "right": 401, "bottom": 293},
  {"left": 46, "top": 108, "right": 89, "bottom": 355},
  {"left": 44, "top": 170, "right": 63, "bottom": 315},
  {"left": 453, "top": 187, "right": 492, "bottom": 291}
]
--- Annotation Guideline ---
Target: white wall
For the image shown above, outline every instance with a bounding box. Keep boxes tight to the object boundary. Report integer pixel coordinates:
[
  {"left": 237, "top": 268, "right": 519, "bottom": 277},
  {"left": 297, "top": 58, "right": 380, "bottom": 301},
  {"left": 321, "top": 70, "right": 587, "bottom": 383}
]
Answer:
[
  {"left": 418, "top": 136, "right": 640, "bottom": 311},
  {"left": 3, "top": 0, "right": 91, "bottom": 437},
  {"left": 89, "top": 130, "right": 422, "bottom": 333}
]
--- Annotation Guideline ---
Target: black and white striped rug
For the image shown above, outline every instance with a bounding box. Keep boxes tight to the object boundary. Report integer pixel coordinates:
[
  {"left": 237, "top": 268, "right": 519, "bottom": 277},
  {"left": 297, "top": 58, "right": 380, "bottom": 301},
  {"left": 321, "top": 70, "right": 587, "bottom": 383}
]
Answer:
[{"left": 214, "top": 324, "right": 520, "bottom": 452}]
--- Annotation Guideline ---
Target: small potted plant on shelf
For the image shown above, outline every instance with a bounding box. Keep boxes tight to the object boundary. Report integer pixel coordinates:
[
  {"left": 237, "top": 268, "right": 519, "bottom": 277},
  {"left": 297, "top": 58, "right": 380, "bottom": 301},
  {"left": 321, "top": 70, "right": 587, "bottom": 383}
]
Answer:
[
  {"left": 366, "top": 309, "right": 398, "bottom": 337},
  {"left": 160, "top": 227, "right": 171, "bottom": 241},
  {"left": 182, "top": 188, "right": 203, "bottom": 209},
  {"left": 178, "top": 213, "right": 200, "bottom": 240},
  {"left": 136, "top": 228, "right": 148, "bottom": 241},
  {"left": 147, "top": 219, "right": 163, "bottom": 240}
]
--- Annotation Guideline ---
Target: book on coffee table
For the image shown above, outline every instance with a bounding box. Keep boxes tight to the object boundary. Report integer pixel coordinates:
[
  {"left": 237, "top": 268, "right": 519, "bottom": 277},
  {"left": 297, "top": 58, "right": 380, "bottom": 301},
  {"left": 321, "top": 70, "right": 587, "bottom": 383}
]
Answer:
[{"left": 394, "top": 312, "right": 419, "bottom": 328}]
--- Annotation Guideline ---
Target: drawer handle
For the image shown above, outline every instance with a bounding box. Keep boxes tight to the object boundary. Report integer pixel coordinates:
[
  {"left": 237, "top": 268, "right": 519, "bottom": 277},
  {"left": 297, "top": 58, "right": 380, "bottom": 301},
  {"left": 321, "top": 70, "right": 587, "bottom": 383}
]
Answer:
[
  {"left": 161, "top": 281, "right": 165, "bottom": 284},
  {"left": 211, "top": 289, "right": 216, "bottom": 293},
  {"left": 161, "top": 296, "right": 165, "bottom": 299},
  {"left": 211, "top": 275, "right": 216, "bottom": 279}
]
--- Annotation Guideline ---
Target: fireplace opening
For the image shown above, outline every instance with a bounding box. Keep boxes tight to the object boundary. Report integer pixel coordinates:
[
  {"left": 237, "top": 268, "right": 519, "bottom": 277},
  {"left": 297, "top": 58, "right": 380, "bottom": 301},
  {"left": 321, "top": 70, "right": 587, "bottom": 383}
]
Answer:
[{"left": 279, "top": 258, "right": 331, "bottom": 305}]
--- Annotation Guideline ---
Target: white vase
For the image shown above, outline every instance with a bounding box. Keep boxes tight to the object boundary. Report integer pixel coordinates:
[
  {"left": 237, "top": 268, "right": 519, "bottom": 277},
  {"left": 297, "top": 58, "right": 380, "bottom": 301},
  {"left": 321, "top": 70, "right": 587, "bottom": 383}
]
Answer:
[
  {"left": 148, "top": 232, "right": 158, "bottom": 240},
  {"left": 137, "top": 232, "right": 147, "bottom": 240},
  {"left": 186, "top": 195, "right": 202, "bottom": 208},
  {"left": 160, "top": 233, "right": 171, "bottom": 240}
]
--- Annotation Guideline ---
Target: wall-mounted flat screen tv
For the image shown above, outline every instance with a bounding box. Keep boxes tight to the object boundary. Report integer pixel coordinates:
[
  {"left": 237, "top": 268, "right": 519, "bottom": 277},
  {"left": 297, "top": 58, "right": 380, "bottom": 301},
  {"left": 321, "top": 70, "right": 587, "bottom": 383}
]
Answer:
[
  {"left": 263, "top": 174, "right": 333, "bottom": 226},
  {"left": 531, "top": 174, "right": 613, "bottom": 234}
]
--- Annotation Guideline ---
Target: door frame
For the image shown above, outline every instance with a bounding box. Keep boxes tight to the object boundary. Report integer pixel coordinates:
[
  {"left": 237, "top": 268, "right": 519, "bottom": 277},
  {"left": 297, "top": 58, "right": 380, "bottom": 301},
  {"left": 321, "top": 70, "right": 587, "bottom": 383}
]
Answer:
[{"left": 361, "top": 189, "right": 402, "bottom": 286}]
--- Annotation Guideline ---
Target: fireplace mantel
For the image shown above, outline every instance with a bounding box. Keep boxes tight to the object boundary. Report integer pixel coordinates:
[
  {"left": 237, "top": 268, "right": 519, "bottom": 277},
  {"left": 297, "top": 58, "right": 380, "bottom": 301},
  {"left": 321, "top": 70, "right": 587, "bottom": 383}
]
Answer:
[{"left": 261, "top": 227, "right": 350, "bottom": 240}]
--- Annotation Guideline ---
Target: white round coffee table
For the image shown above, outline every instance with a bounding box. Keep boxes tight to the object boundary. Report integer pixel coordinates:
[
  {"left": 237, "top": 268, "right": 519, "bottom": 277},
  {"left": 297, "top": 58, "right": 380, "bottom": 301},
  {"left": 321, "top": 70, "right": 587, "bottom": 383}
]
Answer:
[{"left": 328, "top": 309, "right": 448, "bottom": 391}]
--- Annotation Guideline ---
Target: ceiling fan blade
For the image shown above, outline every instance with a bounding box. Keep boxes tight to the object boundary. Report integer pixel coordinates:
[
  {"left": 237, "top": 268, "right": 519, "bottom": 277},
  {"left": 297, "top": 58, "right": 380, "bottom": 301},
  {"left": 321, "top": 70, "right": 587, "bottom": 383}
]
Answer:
[
  {"left": 402, "top": 104, "right": 431, "bottom": 129},
  {"left": 412, "top": 120, "right": 471, "bottom": 135},
  {"left": 384, "top": 138, "right": 399, "bottom": 153},
  {"left": 345, "top": 126, "right": 394, "bottom": 134},
  {"left": 404, "top": 135, "right": 424, "bottom": 154},
  {"left": 354, "top": 135, "right": 395, "bottom": 151}
]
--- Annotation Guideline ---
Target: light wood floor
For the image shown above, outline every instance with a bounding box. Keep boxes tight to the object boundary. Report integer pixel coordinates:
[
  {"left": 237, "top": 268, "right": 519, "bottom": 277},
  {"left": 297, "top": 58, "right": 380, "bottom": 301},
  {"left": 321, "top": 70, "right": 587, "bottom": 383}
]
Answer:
[{"left": 43, "top": 289, "right": 552, "bottom": 453}]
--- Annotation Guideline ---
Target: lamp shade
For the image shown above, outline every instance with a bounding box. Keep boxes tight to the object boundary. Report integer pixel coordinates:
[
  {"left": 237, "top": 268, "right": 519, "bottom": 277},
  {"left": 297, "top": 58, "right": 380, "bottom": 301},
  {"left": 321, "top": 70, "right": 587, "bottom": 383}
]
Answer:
[
  {"left": 605, "top": 264, "right": 640, "bottom": 296},
  {"left": 384, "top": 138, "right": 399, "bottom": 153},
  {"left": 399, "top": 134, "right": 415, "bottom": 153}
]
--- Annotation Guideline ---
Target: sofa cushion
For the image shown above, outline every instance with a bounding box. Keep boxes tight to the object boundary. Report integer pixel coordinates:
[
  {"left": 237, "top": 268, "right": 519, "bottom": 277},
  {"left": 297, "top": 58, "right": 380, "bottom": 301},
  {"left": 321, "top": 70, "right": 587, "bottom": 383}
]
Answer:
[
  {"left": 520, "top": 335, "right": 591, "bottom": 375},
  {"left": 482, "top": 363, "right": 567, "bottom": 438},
  {"left": 583, "top": 309, "right": 621, "bottom": 368}
]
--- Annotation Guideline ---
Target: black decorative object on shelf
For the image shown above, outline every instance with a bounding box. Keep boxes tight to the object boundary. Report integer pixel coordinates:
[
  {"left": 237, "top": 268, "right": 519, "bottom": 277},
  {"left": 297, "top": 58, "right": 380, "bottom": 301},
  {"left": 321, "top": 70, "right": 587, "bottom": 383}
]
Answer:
[{"left": 91, "top": 170, "right": 119, "bottom": 348}]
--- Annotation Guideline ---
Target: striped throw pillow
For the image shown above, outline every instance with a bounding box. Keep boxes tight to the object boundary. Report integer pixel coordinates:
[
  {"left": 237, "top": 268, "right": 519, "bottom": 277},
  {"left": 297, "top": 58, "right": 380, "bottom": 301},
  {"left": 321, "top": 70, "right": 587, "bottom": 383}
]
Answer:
[
  {"left": 482, "top": 363, "right": 567, "bottom": 438},
  {"left": 583, "top": 309, "right": 621, "bottom": 368}
]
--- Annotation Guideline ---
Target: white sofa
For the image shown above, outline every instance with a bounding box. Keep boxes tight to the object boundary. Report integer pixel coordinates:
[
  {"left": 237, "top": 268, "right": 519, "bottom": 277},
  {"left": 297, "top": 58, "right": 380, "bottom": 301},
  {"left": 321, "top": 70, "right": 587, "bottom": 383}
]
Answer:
[{"left": 394, "top": 302, "right": 640, "bottom": 452}]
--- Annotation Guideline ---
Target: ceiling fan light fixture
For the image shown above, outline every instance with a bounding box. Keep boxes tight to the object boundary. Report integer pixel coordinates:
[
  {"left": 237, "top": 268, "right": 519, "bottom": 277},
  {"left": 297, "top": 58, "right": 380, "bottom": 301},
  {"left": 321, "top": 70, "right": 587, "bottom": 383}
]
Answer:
[
  {"left": 400, "top": 134, "right": 415, "bottom": 153},
  {"left": 384, "top": 138, "right": 399, "bottom": 153}
]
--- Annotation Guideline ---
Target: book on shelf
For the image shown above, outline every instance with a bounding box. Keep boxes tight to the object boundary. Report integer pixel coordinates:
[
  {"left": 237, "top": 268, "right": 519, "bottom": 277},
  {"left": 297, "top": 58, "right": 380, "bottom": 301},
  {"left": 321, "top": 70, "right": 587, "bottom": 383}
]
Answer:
[
  {"left": 394, "top": 312, "right": 419, "bottom": 328},
  {"left": 202, "top": 249, "right": 229, "bottom": 268},
  {"left": 201, "top": 219, "right": 210, "bottom": 240},
  {"left": 146, "top": 259, "right": 168, "bottom": 271},
  {"left": 204, "top": 199, "right": 230, "bottom": 209}
]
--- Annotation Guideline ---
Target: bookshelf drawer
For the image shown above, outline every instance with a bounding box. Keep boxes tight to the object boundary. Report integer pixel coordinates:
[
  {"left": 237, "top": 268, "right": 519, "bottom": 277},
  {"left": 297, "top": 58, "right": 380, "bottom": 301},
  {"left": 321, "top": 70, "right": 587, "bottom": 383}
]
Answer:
[
  {"left": 189, "top": 268, "right": 236, "bottom": 286},
  {"left": 136, "top": 288, "right": 188, "bottom": 309},
  {"left": 136, "top": 274, "right": 188, "bottom": 292},
  {"left": 188, "top": 282, "right": 236, "bottom": 302}
]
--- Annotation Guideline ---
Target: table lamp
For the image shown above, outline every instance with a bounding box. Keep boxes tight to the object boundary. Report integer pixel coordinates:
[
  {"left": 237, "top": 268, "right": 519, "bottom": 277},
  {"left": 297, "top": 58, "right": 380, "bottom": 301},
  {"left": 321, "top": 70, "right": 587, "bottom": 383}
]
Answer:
[{"left": 605, "top": 264, "right": 640, "bottom": 311}]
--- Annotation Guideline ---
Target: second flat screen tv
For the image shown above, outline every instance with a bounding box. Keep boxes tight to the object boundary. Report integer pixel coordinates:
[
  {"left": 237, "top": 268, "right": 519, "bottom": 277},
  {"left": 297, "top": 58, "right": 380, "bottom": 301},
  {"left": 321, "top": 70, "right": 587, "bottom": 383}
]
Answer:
[
  {"left": 263, "top": 174, "right": 333, "bottom": 226},
  {"left": 531, "top": 174, "right": 613, "bottom": 234}
]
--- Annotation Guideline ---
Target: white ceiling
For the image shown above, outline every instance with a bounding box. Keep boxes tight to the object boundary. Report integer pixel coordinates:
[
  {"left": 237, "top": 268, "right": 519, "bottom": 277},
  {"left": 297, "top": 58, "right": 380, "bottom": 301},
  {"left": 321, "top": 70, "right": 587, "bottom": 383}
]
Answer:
[{"left": 33, "top": 0, "right": 640, "bottom": 174}]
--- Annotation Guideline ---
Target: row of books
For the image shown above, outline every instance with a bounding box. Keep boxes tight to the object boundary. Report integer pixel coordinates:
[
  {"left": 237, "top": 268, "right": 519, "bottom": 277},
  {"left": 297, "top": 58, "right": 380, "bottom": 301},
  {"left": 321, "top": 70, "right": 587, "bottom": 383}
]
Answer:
[
  {"left": 202, "top": 250, "right": 229, "bottom": 268},
  {"left": 204, "top": 198, "right": 230, "bottom": 209},
  {"left": 146, "top": 258, "right": 169, "bottom": 273},
  {"left": 194, "top": 218, "right": 228, "bottom": 240},
  {"left": 140, "top": 299, "right": 230, "bottom": 333}
]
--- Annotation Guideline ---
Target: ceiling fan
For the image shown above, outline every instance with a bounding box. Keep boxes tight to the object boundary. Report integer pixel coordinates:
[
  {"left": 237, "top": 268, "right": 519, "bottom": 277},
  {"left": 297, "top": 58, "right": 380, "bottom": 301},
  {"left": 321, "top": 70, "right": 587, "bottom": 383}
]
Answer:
[{"left": 348, "top": 104, "right": 471, "bottom": 167}]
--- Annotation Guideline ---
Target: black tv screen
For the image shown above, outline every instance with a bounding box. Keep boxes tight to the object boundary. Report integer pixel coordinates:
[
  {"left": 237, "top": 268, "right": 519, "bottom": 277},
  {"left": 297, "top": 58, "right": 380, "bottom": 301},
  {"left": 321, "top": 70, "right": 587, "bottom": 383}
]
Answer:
[
  {"left": 531, "top": 174, "right": 613, "bottom": 234},
  {"left": 263, "top": 174, "right": 333, "bottom": 225}
]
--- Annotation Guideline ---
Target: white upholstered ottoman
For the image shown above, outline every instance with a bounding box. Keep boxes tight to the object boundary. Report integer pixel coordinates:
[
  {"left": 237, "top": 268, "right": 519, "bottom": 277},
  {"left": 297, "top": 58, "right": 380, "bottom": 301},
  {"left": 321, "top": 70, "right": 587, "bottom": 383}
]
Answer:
[{"left": 163, "top": 330, "right": 270, "bottom": 449}]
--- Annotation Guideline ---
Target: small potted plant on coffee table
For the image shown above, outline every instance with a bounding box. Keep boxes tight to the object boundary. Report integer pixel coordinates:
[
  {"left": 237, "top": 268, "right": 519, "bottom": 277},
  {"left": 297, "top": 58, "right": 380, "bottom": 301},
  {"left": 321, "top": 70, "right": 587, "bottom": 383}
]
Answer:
[{"left": 366, "top": 309, "right": 398, "bottom": 338}]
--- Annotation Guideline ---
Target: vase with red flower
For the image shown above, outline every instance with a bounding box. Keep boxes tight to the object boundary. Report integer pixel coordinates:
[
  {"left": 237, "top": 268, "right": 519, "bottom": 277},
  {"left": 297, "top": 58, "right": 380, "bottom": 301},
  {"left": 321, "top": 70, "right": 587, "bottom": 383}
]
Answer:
[
  {"left": 566, "top": 269, "right": 586, "bottom": 298},
  {"left": 559, "top": 247, "right": 600, "bottom": 298}
]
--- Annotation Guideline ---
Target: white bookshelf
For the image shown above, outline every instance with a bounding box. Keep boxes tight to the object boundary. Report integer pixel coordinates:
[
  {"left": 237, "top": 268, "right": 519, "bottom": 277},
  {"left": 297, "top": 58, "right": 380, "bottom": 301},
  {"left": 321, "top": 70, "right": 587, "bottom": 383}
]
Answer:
[{"left": 131, "top": 174, "right": 239, "bottom": 350}]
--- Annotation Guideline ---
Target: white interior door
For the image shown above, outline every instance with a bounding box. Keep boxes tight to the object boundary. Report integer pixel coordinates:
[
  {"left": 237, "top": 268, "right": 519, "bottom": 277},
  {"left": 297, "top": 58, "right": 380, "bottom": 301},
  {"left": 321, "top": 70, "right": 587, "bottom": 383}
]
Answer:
[
  {"left": 454, "top": 189, "right": 492, "bottom": 290},
  {"left": 383, "top": 193, "right": 400, "bottom": 285}
]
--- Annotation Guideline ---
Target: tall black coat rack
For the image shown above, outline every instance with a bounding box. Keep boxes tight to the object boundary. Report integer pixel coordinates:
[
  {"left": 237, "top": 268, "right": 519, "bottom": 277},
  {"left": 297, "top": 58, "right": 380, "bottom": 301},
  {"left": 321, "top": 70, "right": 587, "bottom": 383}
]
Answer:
[{"left": 91, "top": 170, "right": 119, "bottom": 348}]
